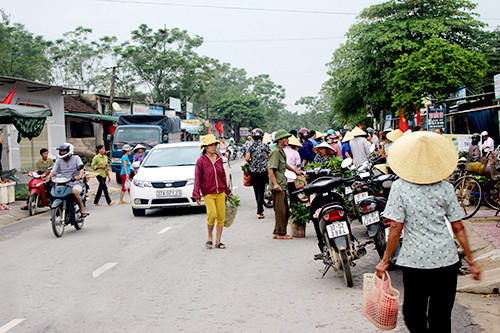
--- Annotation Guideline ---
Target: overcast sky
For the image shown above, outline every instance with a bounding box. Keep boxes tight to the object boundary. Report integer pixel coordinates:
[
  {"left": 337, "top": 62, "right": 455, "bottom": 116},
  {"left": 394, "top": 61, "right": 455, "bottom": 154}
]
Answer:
[{"left": 2, "top": 0, "right": 499, "bottom": 112}]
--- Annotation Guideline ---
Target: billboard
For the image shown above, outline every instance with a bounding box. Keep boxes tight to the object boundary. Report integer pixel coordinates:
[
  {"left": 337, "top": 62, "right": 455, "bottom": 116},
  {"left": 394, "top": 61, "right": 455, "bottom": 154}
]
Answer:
[
  {"left": 495, "top": 73, "right": 500, "bottom": 100},
  {"left": 427, "top": 104, "right": 445, "bottom": 131},
  {"left": 132, "top": 103, "right": 150, "bottom": 115},
  {"left": 169, "top": 97, "right": 181, "bottom": 112}
]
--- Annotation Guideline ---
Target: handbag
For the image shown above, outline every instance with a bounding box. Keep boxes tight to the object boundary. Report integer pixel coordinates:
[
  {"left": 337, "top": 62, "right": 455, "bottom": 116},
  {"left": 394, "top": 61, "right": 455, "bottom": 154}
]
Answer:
[
  {"left": 124, "top": 178, "right": 132, "bottom": 191},
  {"left": 224, "top": 196, "right": 238, "bottom": 228},
  {"left": 243, "top": 171, "right": 252, "bottom": 187},
  {"left": 362, "top": 271, "right": 400, "bottom": 330}
]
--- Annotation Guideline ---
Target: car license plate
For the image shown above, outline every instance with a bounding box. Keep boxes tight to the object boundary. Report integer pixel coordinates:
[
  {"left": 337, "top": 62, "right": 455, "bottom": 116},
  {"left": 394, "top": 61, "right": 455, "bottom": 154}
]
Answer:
[
  {"left": 345, "top": 186, "right": 353, "bottom": 195},
  {"left": 361, "top": 211, "right": 380, "bottom": 226},
  {"left": 156, "top": 189, "right": 182, "bottom": 197},
  {"left": 354, "top": 191, "right": 369, "bottom": 204},
  {"left": 326, "top": 221, "right": 349, "bottom": 238}
]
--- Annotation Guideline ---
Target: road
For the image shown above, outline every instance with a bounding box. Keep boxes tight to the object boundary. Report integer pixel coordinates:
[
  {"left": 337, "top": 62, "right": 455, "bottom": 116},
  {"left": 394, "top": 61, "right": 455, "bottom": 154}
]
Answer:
[{"left": 0, "top": 159, "right": 481, "bottom": 332}]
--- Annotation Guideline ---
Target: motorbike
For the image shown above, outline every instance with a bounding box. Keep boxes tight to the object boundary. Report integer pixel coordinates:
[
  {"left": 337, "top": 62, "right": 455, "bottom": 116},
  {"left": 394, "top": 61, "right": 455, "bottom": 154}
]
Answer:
[
  {"left": 293, "top": 173, "right": 371, "bottom": 287},
  {"left": 228, "top": 145, "right": 238, "bottom": 161},
  {"left": 27, "top": 169, "right": 52, "bottom": 216},
  {"left": 50, "top": 169, "right": 88, "bottom": 238}
]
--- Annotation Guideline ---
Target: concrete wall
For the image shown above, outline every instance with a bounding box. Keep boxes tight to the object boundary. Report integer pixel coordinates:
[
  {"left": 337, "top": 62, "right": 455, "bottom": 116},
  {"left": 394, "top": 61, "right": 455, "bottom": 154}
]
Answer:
[{"left": 0, "top": 85, "right": 66, "bottom": 170}]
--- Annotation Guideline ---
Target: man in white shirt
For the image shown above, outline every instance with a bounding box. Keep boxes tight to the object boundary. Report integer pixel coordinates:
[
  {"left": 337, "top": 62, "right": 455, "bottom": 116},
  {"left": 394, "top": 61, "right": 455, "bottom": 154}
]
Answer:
[{"left": 480, "top": 131, "right": 494, "bottom": 156}]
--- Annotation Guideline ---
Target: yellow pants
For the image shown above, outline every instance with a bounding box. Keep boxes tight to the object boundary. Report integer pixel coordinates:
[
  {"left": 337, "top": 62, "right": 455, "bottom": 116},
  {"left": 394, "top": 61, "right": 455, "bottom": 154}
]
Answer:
[{"left": 204, "top": 193, "right": 226, "bottom": 226}]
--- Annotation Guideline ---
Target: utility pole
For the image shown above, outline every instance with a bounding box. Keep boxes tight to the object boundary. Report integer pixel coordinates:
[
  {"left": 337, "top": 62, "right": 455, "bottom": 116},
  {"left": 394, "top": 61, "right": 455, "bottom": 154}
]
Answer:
[{"left": 109, "top": 66, "right": 117, "bottom": 116}]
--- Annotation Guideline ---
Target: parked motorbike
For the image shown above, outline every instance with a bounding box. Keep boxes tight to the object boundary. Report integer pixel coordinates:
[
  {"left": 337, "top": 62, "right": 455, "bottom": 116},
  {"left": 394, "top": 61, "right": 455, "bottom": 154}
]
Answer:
[
  {"left": 27, "top": 169, "right": 52, "bottom": 216},
  {"left": 50, "top": 170, "right": 88, "bottom": 238},
  {"left": 293, "top": 174, "right": 371, "bottom": 287}
]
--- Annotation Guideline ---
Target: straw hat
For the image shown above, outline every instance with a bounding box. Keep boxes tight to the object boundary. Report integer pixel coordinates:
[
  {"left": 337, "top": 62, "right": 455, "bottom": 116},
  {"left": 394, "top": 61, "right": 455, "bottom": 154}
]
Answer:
[
  {"left": 316, "top": 131, "right": 326, "bottom": 139},
  {"left": 387, "top": 131, "right": 458, "bottom": 184},
  {"left": 121, "top": 144, "right": 133, "bottom": 152},
  {"left": 199, "top": 134, "right": 220, "bottom": 150},
  {"left": 288, "top": 135, "right": 302, "bottom": 147},
  {"left": 133, "top": 144, "right": 147, "bottom": 152},
  {"left": 351, "top": 126, "right": 367, "bottom": 137},
  {"left": 386, "top": 129, "right": 404, "bottom": 142},
  {"left": 313, "top": 141, "right": 335, "bottom": 154},
  {"left": 342, "top": 131, "right": 354, "bottom": 142}
]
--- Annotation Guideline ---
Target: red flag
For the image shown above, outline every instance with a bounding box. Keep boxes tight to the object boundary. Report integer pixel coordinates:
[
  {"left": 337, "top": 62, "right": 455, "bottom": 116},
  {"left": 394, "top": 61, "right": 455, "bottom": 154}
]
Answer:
[
  {"left": 1, "top": 88, "right": 15, "bottom": 104},
  {"left": 24, "top": 99, "right": 31, "bottom": 106},
  {"left": 415, "top": 105, "right": 422, "bottom": 126},
  {"left": 215, "top": 121, "right": 223, "bottom": 135},
  {"left": 398, "top": 108, "right": 409, "bottom": 132}
]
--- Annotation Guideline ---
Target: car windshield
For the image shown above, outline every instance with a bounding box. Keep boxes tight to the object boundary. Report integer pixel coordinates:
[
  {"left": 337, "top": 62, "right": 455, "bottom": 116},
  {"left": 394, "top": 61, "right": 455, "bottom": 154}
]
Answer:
[
  {"left": 114, "top": 127, "right": 160, "bottom": 149},
  {"left": 142, "top": 146, "right": 201, "bottom": 167}
]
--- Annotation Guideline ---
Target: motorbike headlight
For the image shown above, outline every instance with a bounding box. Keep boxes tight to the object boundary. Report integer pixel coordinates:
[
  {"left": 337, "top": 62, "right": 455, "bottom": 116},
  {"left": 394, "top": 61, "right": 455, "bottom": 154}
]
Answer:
[
  {"left": 133, "top": 179, "right": 152, "bottom": 188},
  {"left": 186, "top": 178, "right": 195, "bottom": 185}
]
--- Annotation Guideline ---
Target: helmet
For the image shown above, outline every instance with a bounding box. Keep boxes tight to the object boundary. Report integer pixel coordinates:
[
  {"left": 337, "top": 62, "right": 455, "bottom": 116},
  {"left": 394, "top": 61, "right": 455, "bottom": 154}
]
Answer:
[
  {"left": 57, "top": 143, "right": 74, "bottom": 159},
  {"left": 326, "top": 129, "right": 335, "bottom": 135},
  {"left": 481, "top": 131, "right": 488, "bottom": 137},
  {"left": 298, "top": 128, "right": 309, "bottom": 139},
  {"left": 366, "top": 127, "right": 374, "bottom": 134},
  {"left": 252, "top": 128, "right": 263, "bottom": 138},
  {"left": 471, "top": 133, "right": 480, "bottom": 141}
]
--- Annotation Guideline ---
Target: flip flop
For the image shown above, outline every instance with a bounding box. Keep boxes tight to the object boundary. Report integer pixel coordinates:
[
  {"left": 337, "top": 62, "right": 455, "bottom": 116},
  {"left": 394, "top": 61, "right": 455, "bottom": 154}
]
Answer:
[
  {"left": 257, "top": 214, "right": 264, "bottom": 219},
  {"left": 206, "top": 241, "right": 213, "bottom": 249},
  {"left": 81, "top": 212, "right": 90, "bottom": 218},
  {"left": 216, "top": 243, "right": 226, "bottom": 249}
]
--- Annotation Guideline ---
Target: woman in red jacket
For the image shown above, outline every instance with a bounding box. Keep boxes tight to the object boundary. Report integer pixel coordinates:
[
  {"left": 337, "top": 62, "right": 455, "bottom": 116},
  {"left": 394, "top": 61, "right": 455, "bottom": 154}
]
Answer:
[{"left": 193, "top": 134, "right": 231, "bottom": 249}]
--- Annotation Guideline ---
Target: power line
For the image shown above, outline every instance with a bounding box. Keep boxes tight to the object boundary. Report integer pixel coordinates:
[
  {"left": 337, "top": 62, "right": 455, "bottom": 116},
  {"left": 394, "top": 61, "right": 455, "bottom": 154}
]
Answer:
[
  {"left": 204, "top": 36, "right": 346, "bottom": 44},
  {"left": 92, "top": 0, "right": 359, "bottom": 16}
]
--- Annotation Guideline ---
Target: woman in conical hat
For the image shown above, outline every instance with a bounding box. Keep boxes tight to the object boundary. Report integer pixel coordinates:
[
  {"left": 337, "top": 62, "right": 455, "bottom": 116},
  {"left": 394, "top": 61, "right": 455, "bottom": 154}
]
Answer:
[
  {"left": 313, "top": 141, "right": 335, "bottom": 163},
  {"left": 375, "top": 131, "right": 480, "bottom": 332}
]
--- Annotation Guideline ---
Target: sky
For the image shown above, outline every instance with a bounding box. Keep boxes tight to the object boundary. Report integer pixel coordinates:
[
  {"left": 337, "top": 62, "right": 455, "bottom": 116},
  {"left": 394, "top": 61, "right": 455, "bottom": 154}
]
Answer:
[{"left": 2, "top": 0, "right": 499, "bottom": 113}]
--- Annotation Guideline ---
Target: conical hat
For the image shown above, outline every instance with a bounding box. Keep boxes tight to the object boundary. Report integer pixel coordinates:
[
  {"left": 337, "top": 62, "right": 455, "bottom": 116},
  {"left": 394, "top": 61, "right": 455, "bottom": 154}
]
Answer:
[
  {"left": 387, "top": 131, "right": 458, "bottom": 184},
  {"left": 316, "top": 131, "right": 326, "bottom": 139},
  {"left": 387, "top": 129, "right": 403, "bottom": 142},
  {"left": 288, "top": 135, "right": 302, "bottom": 147},
  {"left": 351, "top": 126, "right": 367, "bottom": 137},
  {"left": 313, "top": 141, "right": 335, "bottom": 154},
  {"left": 342, "top": 131, "right": 354, "bottom": 142},
  {"left": 263, "top": 132, "right": 271, "bottom": 143}
]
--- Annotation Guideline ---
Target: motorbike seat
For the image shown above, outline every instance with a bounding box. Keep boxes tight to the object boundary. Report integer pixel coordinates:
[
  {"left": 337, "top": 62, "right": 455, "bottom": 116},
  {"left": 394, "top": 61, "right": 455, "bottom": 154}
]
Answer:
[{"left": 304, "top": 176, "right": 343, "bottom": 195}]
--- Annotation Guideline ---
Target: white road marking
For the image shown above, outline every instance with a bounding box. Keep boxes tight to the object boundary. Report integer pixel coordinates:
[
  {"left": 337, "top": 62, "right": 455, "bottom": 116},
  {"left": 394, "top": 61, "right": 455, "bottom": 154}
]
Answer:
[
  {"left": 0, "top": 319, "right": 25, "bottom": 333},
  {"left": 158, "top": 226, "right": 173, "bottom": 234},
  {"left": 93, "top": 263, "right": 118, "bottom": 278}
]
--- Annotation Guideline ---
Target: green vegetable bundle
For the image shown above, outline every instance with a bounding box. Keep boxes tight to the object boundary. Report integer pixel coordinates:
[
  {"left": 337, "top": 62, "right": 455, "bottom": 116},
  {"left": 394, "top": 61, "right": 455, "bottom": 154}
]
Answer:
[
  {"left": 241, "top": 163, "right": 250, "bottom": 172},
  {"left": 289, "top": 203, "right": 311, "bottom": 226}
]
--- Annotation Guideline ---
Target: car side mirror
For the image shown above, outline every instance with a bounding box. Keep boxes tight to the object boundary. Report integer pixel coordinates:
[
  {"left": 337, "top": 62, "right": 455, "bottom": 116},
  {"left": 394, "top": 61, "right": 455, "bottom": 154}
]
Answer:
[
  {"left": 131, "top": 161, "right": 141, "bottom": 169},
  {"left": 341, "top": 158, "right": 353, "bottom": 169}
]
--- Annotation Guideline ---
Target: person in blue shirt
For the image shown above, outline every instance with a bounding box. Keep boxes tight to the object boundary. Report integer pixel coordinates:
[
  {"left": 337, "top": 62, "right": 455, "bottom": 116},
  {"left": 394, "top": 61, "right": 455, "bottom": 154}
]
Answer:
[
  {"left": 341, "top": 131, "right": 353, "bottom": 159},
  {"left": 119, "top": 144, "right": 134, "bottom": 204}
]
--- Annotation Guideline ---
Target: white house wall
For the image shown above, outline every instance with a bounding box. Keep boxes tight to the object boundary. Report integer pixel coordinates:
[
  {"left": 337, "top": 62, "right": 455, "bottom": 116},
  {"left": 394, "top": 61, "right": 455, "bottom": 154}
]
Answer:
[{"left": 0, "top": 85, "right": 66, "bottom": 170}]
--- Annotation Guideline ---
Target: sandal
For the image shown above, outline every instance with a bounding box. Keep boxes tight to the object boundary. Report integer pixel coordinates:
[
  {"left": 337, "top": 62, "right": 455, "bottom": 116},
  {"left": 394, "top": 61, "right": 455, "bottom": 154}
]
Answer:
[
  {"left": 205, "top": 241, "right": 213, "bottom": 249},
  {"left": 216, "top": 243, "right": 226, "bottom": 249},
  {"left": 257, "top": 214, "right": 264, "bottom": 219},
  {"left": 81, "top": 212, "right": 90, "bottom": 218}
]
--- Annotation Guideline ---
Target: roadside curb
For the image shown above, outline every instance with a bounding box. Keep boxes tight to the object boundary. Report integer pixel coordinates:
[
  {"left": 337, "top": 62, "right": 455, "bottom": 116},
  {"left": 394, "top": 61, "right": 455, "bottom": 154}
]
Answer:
[{"left": 457, "top": 220, "right": 500, "bottom": 294}]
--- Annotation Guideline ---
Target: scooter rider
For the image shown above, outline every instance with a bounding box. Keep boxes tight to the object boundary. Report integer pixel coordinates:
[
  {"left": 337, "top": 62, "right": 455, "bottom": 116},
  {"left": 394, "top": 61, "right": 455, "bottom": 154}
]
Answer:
[{"left": 47, "top": 143, "right": 89, "bottom": 217}]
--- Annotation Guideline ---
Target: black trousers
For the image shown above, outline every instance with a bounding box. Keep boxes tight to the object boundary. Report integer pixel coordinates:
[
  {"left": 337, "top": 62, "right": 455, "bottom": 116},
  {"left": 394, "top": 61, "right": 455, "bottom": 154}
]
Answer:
[
  {"left": 402, "top": 261, "right": 461, "bottom": 333},
  {"left": 94, "top": 175, "right": 112, "bottom": 204},
  {"left": 250, "top": 171, "right": 268, "bottom": 214},
  {"left": 287, "top": 181, "right": 297, "bottom": 205}
]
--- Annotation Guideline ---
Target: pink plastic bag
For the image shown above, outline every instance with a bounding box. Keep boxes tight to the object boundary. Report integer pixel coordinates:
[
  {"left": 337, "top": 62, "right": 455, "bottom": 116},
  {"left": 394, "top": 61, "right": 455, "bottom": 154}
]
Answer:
[{"left": 363, "top": 271, "right": 400, "bottom": 330}]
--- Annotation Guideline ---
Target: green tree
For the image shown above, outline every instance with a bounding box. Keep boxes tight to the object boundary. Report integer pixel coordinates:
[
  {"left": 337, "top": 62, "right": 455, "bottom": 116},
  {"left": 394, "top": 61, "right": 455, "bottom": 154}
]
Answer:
[
  {"left": 119, "top": 25, "right": 205, "bottom": 104},
  {"left": 324, "top": 0, "right": 487, "bottom": 120},
  {"left": 250, "top": 74, "right": 286, "bottom": 129},
  {"left": 391, "top": 36, "right": 488, "bottom": 110},
  {"left": 212, "top": 96, "right": 265, "bottom": 131},
  {"left": 49, "top": 26, "right": 117, "bottom": 92},
  {"left": 0, "top": 11, "right": 51, "bottom": 82}
]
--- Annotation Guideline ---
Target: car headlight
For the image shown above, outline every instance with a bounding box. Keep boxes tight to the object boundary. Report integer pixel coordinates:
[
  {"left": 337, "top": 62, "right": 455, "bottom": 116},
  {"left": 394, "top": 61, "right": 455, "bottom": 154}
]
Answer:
[
  {"left": 133, "top": 179, "right": 152, "bottom": 188},
  {"left": 112, "top": 158, "right": 121, "bottom": 164},
  {"left": 186, "top": 178, "right": 195, "bottom": 185}
]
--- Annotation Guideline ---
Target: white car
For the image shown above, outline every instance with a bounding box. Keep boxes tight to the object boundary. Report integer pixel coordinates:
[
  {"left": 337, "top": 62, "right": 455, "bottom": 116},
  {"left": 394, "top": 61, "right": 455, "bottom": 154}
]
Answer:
[{"left": 130, "top": 142, "right": 232, "bottom": 216}]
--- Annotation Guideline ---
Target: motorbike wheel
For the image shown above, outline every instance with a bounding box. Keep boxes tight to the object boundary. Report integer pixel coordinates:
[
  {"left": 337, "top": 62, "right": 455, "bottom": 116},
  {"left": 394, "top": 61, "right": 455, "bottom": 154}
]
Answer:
[
  {"left": 51, "top": 207, "right": 65, "bottom": 237},
  {"left": 74, "top": 210, "right": 84, "bottom": 230},
  {"left": 373, "top": 228, "right": 387, "bottom": 260},
  {"left": 339, "top": 249, "right": 353, "bottom": 288},
  {"left": 454, "top": 176, "right": 482, "bottom": 219},
  {"left": 28, "top": 193, "right": 38, "bottom": 216}
]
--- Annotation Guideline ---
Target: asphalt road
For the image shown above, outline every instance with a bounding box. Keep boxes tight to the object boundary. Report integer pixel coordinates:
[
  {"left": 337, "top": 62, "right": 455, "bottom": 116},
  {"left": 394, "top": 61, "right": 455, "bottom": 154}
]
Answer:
[{"left": 0, "top": 158, "right": 481, "bottom": 332}]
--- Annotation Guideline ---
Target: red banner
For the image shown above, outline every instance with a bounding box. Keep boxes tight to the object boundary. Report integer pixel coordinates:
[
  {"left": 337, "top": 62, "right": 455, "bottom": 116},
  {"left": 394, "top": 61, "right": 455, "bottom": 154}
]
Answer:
[{"left": 215, "top": 121, "right": 223, "bottom": 135}]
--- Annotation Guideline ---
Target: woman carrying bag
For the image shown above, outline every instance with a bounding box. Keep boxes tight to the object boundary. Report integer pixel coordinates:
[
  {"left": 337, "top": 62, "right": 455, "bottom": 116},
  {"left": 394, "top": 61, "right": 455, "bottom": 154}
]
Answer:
[
  {"left": 375, "top": 131, "right": 480, "bottom": 333},
  {"left": 193, "top": 134, "right": 231, "bottom": 249},
  {"left": 119, "top": 144, "right": 134, "bottom": 204}
]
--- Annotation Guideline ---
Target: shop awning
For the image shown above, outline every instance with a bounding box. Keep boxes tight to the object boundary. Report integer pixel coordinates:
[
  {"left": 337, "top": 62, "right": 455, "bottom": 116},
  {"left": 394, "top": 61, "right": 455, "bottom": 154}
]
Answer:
[
  {"left": 65, "top": 112, "right": 119, "bottom": 122},
  {"left": 0, "top": 104, "right": 53, "bottom": 142}
]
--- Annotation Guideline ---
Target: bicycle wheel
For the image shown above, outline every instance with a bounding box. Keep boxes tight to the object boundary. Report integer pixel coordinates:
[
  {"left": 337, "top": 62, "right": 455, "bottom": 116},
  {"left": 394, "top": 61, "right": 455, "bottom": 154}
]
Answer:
[
  {"left": 483, "top": 179, "right": 500, "bottom": 210},
  {"left": 454, "top": 176, "right": 482, "bottom": 219}
]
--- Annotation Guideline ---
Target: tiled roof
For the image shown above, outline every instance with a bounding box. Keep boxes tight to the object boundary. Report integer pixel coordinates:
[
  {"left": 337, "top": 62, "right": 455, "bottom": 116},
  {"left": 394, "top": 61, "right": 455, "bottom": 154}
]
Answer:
[{"left": 64, "top": 96, "right": 100, "bottom": 114}]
